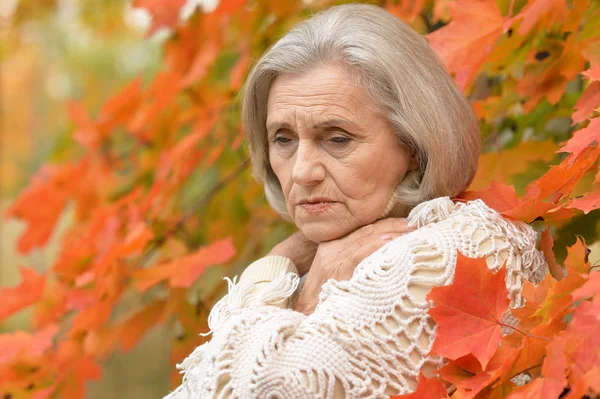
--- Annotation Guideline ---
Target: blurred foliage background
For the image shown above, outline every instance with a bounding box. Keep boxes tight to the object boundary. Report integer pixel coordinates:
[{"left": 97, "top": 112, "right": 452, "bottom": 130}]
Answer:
[
  {"left": 1, "top": 0, "right": 599, "bottom": 397},
  {"left": 1, "top": 0, "right": 166, "bottom": 396}
]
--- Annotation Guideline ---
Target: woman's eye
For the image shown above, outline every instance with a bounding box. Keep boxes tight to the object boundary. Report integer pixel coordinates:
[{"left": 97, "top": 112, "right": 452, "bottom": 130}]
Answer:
[
  {"left": 330, "top": 136, "right": 350, "bottom": 144},
  {"left": 274, "top": 136, "right": 292, "bottom": 144}
]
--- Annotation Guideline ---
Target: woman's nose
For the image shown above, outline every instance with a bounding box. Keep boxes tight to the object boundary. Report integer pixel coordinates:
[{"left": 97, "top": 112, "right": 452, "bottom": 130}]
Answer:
[{"left": 292, "top": 142, "right": 326, "bottom": 187}]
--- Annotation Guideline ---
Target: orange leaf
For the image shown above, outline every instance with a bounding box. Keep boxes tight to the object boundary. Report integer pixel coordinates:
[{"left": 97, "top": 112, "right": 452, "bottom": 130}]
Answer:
[
  {"left": 4, "top": 164, "right": 76, "bottom": 254},
  {"left": 427, "top": 252, "right": 509, "bottom": 370},
  {"left": 469, "top": 140, "right": 559, "bottom": 191},
  {"left": 524, "top": 146, "right": 599, "bottom": 202},
  {"left": 116, "top": 300, "right": 167, "bottom": 352},
  {"left": 567, "top": 188, "right": 600, "bottom": 214},
  {"left": 133, "top": 0, "right": 187, "bottom": 36},
  {"left": 181, "top": 41, "right": 221, "bottom": 88},
  {"left": 572, "top": 271, "right": 600, "bottom": 301},
  {"left": 459, "top": 182, "right": 574, "bottom": 223},
  {"left": 572, "top": 82, "right": 600, "bottom": 124},
  {"left": 213, "top": 0, "right": 246, "bottom": 15},
  {"left": 512, "top": 0, "right": 567, "bottom": 36},
  {"left": 583, "top": 64, "right": 600, "bottom": 81},
  {"left": 558, "top": 117, "right": 600, "bottom": 160},
  {"left": 507, "top": 339, "right": 567, "bottom": 398},
  {"left": 427, "top": 0, "right": 505, "bottom": 91},
  {"left": 459, "top": 181, "right": 521, "bottom": 213},
  {"left": 66, "top": 101, "right": 103, "bottom": 150},
  {"left": 70, "top": 299, "right": 114, "bottom": 333},
  {"left": 133, "top": 237, "right": 236, "bottom": 291},
  {"left": 390, "top": 372, "right": 449, "bottom": 398},
  {"left": 540, "top": 228, "right": 564, "bottom": 280},
  {"left": 0, "top": 267, "right": 45, "bottom": 321},
  {"left": 0, "top": 324, "right": 59, "bottom": 364},
  {"left": 169, "top": 236, "right": 236, "bottom": 287}
]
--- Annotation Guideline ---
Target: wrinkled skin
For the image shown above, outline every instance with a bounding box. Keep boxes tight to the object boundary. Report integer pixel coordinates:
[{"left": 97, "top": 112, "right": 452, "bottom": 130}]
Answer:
[
  {"left": 267, "top": 63, "right": 417, "bottom": 243},
  {"left": 266, "top": 64, "right": 418, "bottom": 314}
]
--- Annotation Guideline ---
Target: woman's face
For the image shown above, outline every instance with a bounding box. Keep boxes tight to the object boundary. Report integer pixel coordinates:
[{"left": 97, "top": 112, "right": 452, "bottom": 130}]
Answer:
[{"left": 267, "top": 64, "right": 417, "bottom": 243}]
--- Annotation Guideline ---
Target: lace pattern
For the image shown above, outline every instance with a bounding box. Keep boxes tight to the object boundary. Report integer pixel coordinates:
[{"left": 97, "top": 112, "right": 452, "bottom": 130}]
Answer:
[{"left": 164, "top": 197, "right": 548, "bottom": 399}]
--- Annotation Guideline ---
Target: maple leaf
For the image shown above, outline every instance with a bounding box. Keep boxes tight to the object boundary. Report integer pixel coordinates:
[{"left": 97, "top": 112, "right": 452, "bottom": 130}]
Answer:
[
  {"left": 583, "top": 64, "right": 600, "bottom": 80},
  {"left": 4, "top": 163, "right": 76, "bottom": 254},
  {"left": 391, "top": 372, "right": 449, "bottom": 399},
  {"left": 572, "top": 81, "right": 600, "bottom": 124},
  {"left": 507, "top": 339, "right": 567, "bottom": 398},
  {"left": 540, "top": 228, "right": 564, "bottom": 280},
  {"left": 531, "top": 239, "right": 589, "bottom": 323},
  {"left": 459, "top": 181, "right": 574, "bottom": 223},
  {"left": 558, "top": 117, "right": 600, "bottom": 160},
  {"left": 427, "top": 252, "right": 510, "bottom": 370},
  {"left": 133, "top": 236, "right": 236, "bottom": 291},
  {"left": 469, "top": 140, "right": 559, "bottom": 192},
  {"left": 572, "top": 271, "right": 600, "bottom": 301},
  {"left": 116, "top": 300, "right": 167, "bottom": 352},
  {"left": 524, "top": 146, "right": 599, "bottom": 201},
  {"left": 0, "top": 324, "right": 59, "bottom": 364},
  {"left": 132, "top": 0, "right": 187, "bottom": 36},
  {"left": 427, "top": 0, "right": 506, "bottom": 90},
  {"left": 0, "top": 267, "right": 46, "bottom": 321},
  {"left": 567, "top": 188, "right": 600, "bottom": 214},
  {"left": 512, "top": 0, "right": 567, "bottom": 36},
  {"left": 213, "top": 0, "right": 246, "bottom": 15}
]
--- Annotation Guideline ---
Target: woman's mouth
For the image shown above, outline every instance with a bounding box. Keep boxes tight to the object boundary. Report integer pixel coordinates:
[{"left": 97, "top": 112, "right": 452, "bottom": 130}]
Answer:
[{"left": 297, "top": 199, "right": 336, "bottom": 214}]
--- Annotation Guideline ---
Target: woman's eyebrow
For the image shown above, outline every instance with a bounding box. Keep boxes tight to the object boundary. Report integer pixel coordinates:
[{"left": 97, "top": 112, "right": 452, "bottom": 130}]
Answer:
[
  {"left": 266, "top": 120, "right": 292, "bottom": 132},
  {"left": 266, "top": 118, "right": 355, "bottom": 132},
  {"left": 312, "top": 118, "right": 355, "bottom": 129}
]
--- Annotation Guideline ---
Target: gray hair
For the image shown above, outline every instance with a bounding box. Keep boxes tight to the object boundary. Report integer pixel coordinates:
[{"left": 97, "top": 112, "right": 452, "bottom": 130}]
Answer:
[{"left": 241, "top": 3, "right": 480, "bottom": 219}]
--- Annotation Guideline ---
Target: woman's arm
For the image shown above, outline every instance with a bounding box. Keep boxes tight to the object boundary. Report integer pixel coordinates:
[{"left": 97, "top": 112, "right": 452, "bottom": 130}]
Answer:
[{"left": 165, "top": 198, "right": 547, "bottom": 399}]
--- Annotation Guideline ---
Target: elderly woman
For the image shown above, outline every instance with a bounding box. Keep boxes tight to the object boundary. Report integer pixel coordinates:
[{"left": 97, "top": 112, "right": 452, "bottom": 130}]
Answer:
[{"left": 165, "top": 3, "right": 547, "bottom": 398}]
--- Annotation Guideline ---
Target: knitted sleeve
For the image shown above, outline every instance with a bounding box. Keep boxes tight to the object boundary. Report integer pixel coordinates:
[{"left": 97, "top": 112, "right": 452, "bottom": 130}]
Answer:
[{"left": 164, "top": 197, "right": 547, "bottom": 399}]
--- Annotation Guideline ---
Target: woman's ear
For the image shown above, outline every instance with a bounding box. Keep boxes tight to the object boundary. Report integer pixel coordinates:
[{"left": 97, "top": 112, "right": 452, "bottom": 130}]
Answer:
[{"left": 408, "top": 156, "right": 419, "bottom": 172}]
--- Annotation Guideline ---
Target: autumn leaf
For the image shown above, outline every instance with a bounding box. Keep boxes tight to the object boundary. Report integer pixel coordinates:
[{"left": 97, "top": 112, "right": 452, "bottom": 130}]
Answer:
[
  {"left": 558, "top": 117, "right": 600, "bottom": 160},
  {"left": 390, "top": 372, "right": 449, "bottom": 399},
  {"left": 572, "top": 271, "right": 600, "bottom": 301},
  {"left": 0, "top": 267, "right": 45, "bottom": 321},
  {"left": 0, "top": 324, "right": 59, "bottom": 364},
  {"left": 133, "top": 236, "right": 236, "bottom": 291},
  {"left": 133, "top": 0, "right": 187, "bottom": 36},
  {"left": 507, "top": 339, "right": 567, "bottom": 398},
  {"left": 567, "top": 188, "right": 600, "bottom": 214},
  {"left": 572, "top": 81, "right": 600, "bottom": 124},
  {"left": 512, "top": 0, "right": 567, "bottom": 36},
  {"left": 4, "top": 163, "right": 77, "bottom": 254},
  {"left": 427, "top": 0, "right": 506, "bottom": 90},
  {"left": 459, "top": 181, "right": 574, "bottom": 223},
  {"left": 116, "top": 300, "right": 167, "bottom": 352},
  {"left": 540, "top": 228, "right": 564, "bottom": 280},
  {"left": 524, "top": 146, "right": 599, "bottom": 201},
  {"left": 427, "top": 252, "right": 510, "bottom": 370},
  {"left": 583, "top": 64, "right": 600, "bottom": 80},
  {"left": 469, "top": 140, "right": 559, "bottom": 191},
  {"left": 213, "top": 0, "right": 246, "bottom": 15}
]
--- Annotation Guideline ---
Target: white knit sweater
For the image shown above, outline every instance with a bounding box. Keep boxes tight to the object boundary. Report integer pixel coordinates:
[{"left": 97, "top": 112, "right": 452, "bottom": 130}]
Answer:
[{"left": 164, "top": 197, "right": 548, "bottom": 398}]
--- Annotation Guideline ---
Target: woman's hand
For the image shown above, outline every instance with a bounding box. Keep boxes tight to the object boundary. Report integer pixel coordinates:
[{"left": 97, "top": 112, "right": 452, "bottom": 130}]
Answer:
[
  {"left": 293, "top": 218, "right": 415, "bottom": 315},
  {"left": 268, "top": 231, "right": 318, "bottom": 276}
]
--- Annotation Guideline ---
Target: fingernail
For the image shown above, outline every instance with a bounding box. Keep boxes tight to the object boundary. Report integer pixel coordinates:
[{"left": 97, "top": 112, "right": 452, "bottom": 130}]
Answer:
[{"left": 381, "top": 234, "right": 394, "bottom": 241}]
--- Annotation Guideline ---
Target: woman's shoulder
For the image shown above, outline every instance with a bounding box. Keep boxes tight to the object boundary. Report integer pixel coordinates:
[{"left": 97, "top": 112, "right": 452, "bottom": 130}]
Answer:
[
  {"left": 406, "top": 196, "right": 539, "bottom": 250},
  {"left": 402, "top": 196, "right": 548, "bottom": 282}
]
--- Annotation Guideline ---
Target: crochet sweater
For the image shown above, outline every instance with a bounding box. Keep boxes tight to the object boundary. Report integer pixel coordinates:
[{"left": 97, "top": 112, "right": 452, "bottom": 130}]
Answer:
[{"left": 164, "top": 197, "right": 548, "bottom": 398}]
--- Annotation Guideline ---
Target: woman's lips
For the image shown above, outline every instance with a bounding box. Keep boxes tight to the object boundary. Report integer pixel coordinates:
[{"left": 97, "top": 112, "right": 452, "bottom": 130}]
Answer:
[{"left": 298, "top": 201, "right": 335, "bottom": 214}]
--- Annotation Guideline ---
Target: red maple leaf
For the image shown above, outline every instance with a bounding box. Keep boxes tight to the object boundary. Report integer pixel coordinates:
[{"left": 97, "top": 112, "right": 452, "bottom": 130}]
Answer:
[
  {"left": 390, "top": 372, "right": 449, "bottom": 399},
  {"left": 427, "top": 252, "right": 510, "bottom": 370},
  {"left": 0, "top": 267, "right": 46, "bottom": 322}
]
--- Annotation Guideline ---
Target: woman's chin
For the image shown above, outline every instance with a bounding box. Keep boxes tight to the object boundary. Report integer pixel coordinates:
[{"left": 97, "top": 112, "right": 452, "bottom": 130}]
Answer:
[{"left": 297, "top": 223, "right": 350, "bottom": 243}]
